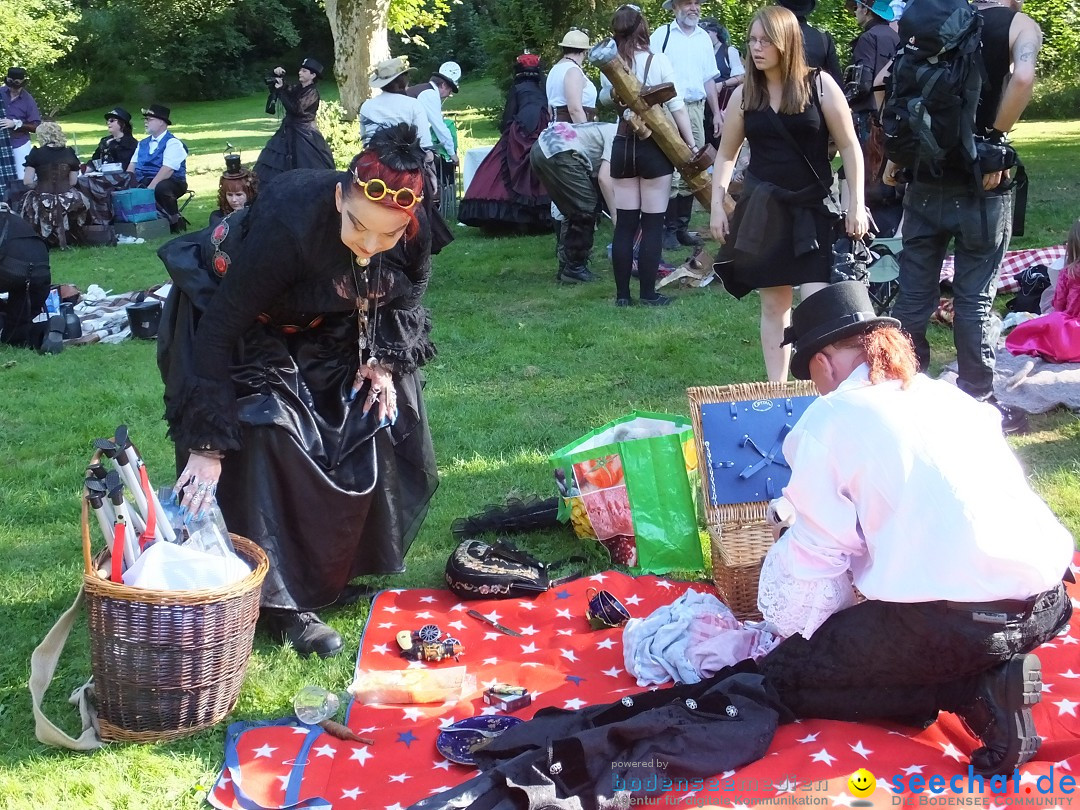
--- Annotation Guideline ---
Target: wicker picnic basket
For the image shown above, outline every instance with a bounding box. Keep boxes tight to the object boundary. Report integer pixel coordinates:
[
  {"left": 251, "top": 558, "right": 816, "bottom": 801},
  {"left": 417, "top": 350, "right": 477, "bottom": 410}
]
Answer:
[
  {"left": 687, "top": 381, "right": 817, "bottom": 620},
  {"left": 80, "top": 490, "right": 268, "bottom": 743}
]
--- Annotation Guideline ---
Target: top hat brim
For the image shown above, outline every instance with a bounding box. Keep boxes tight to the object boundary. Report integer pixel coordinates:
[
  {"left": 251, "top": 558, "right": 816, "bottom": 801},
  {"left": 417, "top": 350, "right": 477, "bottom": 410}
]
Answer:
[
  {"left": 779, "top": 0, "right": 818, "bottom": 16},
  {"left": 143, "top": 111, "right": 172, "bottom": 125},
  {"left": 788, "top": 312, "right": 900, "bottom": 380},
  {"left": 432, "top": 73, "right": 460, "bottom": 93}
]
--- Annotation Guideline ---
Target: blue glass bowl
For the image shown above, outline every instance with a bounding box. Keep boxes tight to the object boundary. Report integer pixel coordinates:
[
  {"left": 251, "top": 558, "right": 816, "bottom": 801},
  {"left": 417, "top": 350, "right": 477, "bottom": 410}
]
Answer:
[{"left": 436, "top": 714, "right": 524, "bottom": 765}]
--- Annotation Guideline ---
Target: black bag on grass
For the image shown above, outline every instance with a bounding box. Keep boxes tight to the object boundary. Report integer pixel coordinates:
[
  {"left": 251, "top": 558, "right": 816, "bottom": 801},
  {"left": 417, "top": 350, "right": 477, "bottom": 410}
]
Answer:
[{"left": 445, "top": 538, "right": 584, "bottom": 600}]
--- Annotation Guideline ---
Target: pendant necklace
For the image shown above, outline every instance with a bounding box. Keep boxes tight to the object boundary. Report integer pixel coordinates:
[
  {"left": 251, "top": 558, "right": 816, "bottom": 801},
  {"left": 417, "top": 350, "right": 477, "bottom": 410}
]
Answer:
[{"left": 351, "top": 255, "right": 380, "bottom": 361}]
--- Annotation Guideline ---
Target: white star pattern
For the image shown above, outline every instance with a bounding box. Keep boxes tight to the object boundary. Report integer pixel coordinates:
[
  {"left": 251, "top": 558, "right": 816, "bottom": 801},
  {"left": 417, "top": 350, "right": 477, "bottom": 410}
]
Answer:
[
  {"left": 810, "top": 748, "right": 837, "bottom": 765},
  {"left": 432, "top": 759, "right": 452, "bottom": 770},
  {"left": 602, "top": 666, "right": 623, "bottom": 677},
  {"left": 596, "top": 638, "right": 617, "bottom": 650},
  {"left": 519, "top": 625, "right": 538, "bottom": 636},
  {"left": 371, "top": 643, "right": 392, "bottom": 655},
  {"left": 564, "top": 697, "right": 588, "bottom": 710},
  {"left": 341, "top": 787, "right": 362, "bottom": 799},
  {"left": 556, "top": 629, "right": 574, "bottom": 636},
  {"left": 520, "top": 642, "right": 538, "bottom": 654},
  {"left": 1054, "top": 697, "right": 1079, "bottom": 716},
  {"left": 447, "top": 620, "right": 466, "bottom": 632},
  {"left": 428, "top": 786, "right": 453, "bottom": 794},
  {"left": 829, "top": 793, "right": 856, "bottom": 807},
  {"left": 1056, "top": 760, "right": 1073, "bottom": 771},
  {"left": 522, "top": 661, "right": 543, "bottom": 668},
  {"left": 940, "top": 742, "right": 964, "bottom": 761},
  {"left": 252, "top": 744, "right": 277, "bottom": 758},
  {"left": 624, "top": 594, "right": 643, "bottom": 606},
  {"left": 438, "top": 716, "right": 456, "bottom": 727},
  {"left": 483, "top": 656, "right": 499, "bottom": 666},
  {"left": 314, "top": 743, "right": 336, "bottom": 757},
  {"left": 291, "top": 725, "right": 310, "bottom": 734},
  {"left": 414, "top": 611, "right": 433, "bottom": 619},
  {"left": 588, "top": 573, "right": 607, "bottom": 582},
  {"left": 795, "top": 732, "right": 819, "bottom": 743},
  {"left": 1062, "top": 635, "right": 1079, "bottom": 645},
  {"left": 402, "top": 707, "right": 425, "bottom": 721},
  {"left": 560, "top": 649, "right": 579, "bottom": 662},
  {"left": 482, "top": 678, "right": 499, "bottom": 689},
  {"left": 483, "top": 611, "right": 502, "bottom": 622},
  {"left": 378, "top": 622, "right": 394, "bottom": 629},
  {"left": 849, "top": 740, "right": 873, "bottom": 759},
  {"left": 419, "top": 595, "right": 436, "bottom": 603},
  {"left": 901, "top": 764, "right": 925, "bottom": 775},
  {"left": 480, "top": 705, "right": 501, "bottom": 716},
  {"left": 1043, "top": 682, "right": 1053, "bottom": 693},
  {"left": 556, "top": 608, "right": 573, "bottom": 620},
  {"left": 349, "top": 746, "right": 373, "bottom": 765},
  {"left": 774, "top": 778, "right": 798, "bottom": 794},
  {"left": 388, "top": 773, "right": 412, "bottom": 784},
  {"left": 518, "top": 601, "right": 537, "bottom": 611},
  {"left": 484, "top": 632, "right": 501, "bottom": 641},
  {"left": 1019, "top": 772, "right": 1038, "bottom": 786},
  {"left": 382, "top": 606, "right": 400, "bottom": 613},
  {"left": 386, "top": 803, "right": 405, "bottom": 810},
  {"left": 1060, "top": 669, "right": 1080, "bottom": 679},
  {"left": 656, "top": 580, "right": 673, "bottom": 589},
  {"left": 276, "top": 774, "right": 291, "bottom": 789},
  {"left": 448, "top": 603, "right": 466, "bottom": 611}
]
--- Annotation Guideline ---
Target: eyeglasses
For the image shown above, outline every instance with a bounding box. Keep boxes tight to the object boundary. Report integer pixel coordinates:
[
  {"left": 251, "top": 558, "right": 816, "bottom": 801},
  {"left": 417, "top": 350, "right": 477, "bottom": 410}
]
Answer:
[
  {"left": 352, "top": 174, "right": 424, "bottom": 210},
  {"left": 747, "top": 36, "right": 775, "bottom": 48}
]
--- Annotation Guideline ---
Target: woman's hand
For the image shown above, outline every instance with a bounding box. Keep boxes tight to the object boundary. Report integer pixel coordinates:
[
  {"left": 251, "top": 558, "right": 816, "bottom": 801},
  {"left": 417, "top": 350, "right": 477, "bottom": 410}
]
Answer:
[
  {"left": 710, "top": 206, "right": 729, "bottom": 243},
  {"left": 845, "top": 206, "right": 870, "bottom": 240},
  {"left": 353, "top": 360, "right": 398, "bottom": 424},
  {"left": 175, "top": 451, "right": 222, "bottom": 517}
]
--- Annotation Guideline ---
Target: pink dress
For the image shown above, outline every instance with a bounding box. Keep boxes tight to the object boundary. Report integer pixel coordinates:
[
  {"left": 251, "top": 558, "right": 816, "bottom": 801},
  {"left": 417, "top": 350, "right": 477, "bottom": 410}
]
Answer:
[{"left": 1006, "top": 265, "right": 1080, "bottom": 363}]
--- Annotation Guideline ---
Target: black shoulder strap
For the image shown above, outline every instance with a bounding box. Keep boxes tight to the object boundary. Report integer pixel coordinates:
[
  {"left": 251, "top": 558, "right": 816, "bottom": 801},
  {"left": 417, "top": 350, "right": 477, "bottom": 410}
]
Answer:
[{"left": 662, "top": 23, "right": 672, "bottom": 53}]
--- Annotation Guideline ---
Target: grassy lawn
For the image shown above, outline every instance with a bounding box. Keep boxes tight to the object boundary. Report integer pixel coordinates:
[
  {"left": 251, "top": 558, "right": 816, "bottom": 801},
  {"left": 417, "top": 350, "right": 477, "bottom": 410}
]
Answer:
[{"left": 0, "top": 84, "right": 1077, "bottom": 808}]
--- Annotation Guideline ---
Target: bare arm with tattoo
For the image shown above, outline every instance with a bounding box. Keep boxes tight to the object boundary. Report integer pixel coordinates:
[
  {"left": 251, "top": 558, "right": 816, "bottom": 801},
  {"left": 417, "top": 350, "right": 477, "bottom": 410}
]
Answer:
[{"left": 992, "top": 13, "right": 1042, "bottom": 133}]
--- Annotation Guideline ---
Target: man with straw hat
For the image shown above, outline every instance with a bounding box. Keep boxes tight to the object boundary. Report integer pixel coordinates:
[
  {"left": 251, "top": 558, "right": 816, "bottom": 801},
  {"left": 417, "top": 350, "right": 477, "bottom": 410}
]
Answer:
[
  {"left": 755, "top": 281, "right": 1073, "bottom": 777},
  {"left": 650, "top": 0, "right": 721, "bottom": 250},
  {"left": 359, "top": 57, "right": 432, "bottom": 150}
]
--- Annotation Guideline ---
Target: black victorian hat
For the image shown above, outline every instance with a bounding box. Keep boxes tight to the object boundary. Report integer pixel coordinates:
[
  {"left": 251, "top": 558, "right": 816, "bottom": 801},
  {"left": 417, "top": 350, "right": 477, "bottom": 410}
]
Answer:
[
  {"left": 783, "top": 281, "right": 899, "bottom": 380},
  {"left": 778, "top": 0, "right": 817, "bottom": 18},
  {"left": 104, "top": 106, "right": 132, "bottom": 124},
  {"left": 223, "top": 153, "right": 245, "bottom": 178},
  {"left": 141, "top": 104, "right": 172, "bottom": 125},
  {"left": 5, "top": 66, "right": 27, "bottom": 87},
  {"left": 301, "top": 57, "right": 324, "bottom": 78}
]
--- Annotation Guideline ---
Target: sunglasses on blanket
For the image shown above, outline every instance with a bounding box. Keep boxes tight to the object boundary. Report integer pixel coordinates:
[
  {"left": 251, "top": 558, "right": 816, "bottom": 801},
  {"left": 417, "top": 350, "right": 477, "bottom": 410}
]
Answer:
[{"left": 351, "top": 174, "right": 424, "bottom": 211}]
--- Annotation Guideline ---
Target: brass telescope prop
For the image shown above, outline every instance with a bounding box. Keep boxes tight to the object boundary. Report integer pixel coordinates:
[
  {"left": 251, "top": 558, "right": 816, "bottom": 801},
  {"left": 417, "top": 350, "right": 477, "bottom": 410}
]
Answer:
[{"left": 589, "top": 38, "right": 715, "bottom": 212}]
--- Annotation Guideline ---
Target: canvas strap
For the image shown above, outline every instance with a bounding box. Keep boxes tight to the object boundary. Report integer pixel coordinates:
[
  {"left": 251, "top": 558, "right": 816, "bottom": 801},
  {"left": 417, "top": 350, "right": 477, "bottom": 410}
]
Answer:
[{"left": 28, "top": 586, "right": 106, "bottom": 750}]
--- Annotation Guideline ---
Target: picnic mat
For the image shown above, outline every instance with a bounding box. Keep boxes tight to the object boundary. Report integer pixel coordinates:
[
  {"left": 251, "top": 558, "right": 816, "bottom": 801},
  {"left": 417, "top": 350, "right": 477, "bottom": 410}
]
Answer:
[
  {"left": 208, "top": 557, "right": 1080, "bottom": 810},
  {"left": 941, "top": 245, "right": 1067, "bottom": 294}
]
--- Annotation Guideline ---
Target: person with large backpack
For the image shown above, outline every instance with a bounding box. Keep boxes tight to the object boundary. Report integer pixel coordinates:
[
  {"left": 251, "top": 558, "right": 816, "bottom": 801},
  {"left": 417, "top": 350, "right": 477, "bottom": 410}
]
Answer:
[{"left": 882, "top": 0, "right": 1042, "bottom": 434}]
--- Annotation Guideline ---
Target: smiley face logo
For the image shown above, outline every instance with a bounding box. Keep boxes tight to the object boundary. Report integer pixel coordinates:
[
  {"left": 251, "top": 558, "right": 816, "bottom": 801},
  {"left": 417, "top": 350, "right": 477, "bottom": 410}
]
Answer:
[{"left": 848, "top": 768, "right": 876, "bottom": 799}]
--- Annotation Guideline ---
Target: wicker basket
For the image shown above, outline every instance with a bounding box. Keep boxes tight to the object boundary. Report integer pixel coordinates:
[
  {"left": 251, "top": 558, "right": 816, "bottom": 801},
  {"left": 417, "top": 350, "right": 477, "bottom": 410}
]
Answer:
[
  {"left": 80, "top": 491, "right": 268, "bottom": 743},
  {"left": 687, "top": 381, "right": 817, "bottom": 620}
]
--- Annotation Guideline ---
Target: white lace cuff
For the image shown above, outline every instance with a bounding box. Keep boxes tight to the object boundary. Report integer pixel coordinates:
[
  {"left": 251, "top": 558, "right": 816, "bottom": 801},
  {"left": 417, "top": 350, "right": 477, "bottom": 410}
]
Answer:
[{"left": 757, "top": 540, "right": 858, "bottom": 639}]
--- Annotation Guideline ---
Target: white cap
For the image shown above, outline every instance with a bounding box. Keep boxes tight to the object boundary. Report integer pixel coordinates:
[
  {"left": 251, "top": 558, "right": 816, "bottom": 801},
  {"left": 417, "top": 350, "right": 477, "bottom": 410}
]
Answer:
[{"left": 435, "top": 61, "right": 462, "bottom": 92}]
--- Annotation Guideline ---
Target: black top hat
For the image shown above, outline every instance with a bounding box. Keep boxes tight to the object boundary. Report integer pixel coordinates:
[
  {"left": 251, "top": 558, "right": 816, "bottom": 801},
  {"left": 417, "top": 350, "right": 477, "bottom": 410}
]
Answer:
[
  {"left": 5, "top": 66, "right": 27, "bottom": 86},
  {"left": 301, "top": 57, "right": 324, "bottom": 78},
  {"left": 104, "top": 106, "right": 132, "bottom": 124},
  {"left": 783, "top": 281, "right": 900, "bottom": 380},
  {"left": 778, "top": 0, "right": 817, "bottom": 17},
  {"left": 141, "top": 104, "right": 172, "bottom": 125},
  {"left": 223, "top": 153, "right": 245, "bottom": 178}
]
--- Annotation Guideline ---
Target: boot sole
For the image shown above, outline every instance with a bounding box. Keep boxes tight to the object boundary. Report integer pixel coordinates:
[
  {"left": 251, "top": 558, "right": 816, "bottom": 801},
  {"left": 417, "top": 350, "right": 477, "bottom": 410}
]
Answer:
[{"left": 971, "top": 654, "right": 1042, "bottom": 776}]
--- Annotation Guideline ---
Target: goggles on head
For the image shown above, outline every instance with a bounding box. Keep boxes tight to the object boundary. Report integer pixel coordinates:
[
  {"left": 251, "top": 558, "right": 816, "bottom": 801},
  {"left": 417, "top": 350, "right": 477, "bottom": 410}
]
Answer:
[{"left": 352, "top": 173, "right": 423, "bottom": 211}]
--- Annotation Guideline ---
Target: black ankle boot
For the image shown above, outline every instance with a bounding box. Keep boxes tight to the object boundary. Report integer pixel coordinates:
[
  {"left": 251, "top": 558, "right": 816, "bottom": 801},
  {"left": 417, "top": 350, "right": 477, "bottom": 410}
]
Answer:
[
  {"left": 675, "top": 195, "right": 703, "bottom": 246},
  {"left": 559, "top": 265, "right": 596, "bottom": 283},
  {"left": 957, "top": 654, "right": 1042, "bottom": 776},
  {"left": 264, "top": 609, "right": 344, "bottom": 658},
  {"left": 38, "top": 314, "right": 65, "bottom": 355}
]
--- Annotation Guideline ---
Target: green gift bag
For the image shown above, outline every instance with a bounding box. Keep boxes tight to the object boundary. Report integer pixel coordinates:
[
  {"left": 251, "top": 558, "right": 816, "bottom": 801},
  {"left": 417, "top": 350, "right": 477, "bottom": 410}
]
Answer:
[{"left": 551, "top": 411, "right": 703, "bottom": 575}]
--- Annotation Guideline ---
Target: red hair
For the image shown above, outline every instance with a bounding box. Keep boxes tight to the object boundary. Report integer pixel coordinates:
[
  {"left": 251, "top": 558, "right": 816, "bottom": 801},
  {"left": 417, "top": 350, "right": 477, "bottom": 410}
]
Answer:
[
  {"left": 217, "top": 172, "right": 258, "bottom": 213},
  {"left": 343, "top": 150, "right": 424, "bottom": 239},
  {"left": 834, "top": 326, "right": 918, "bottom": 387}
]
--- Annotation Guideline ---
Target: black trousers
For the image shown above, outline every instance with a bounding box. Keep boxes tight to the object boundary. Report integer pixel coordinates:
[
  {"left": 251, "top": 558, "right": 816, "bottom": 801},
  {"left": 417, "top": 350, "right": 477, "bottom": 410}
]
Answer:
[
  {"left": 140, "top": 176, "right": 188, "bottom": 223},
  {"left": 759, "top": 583, "right": 1071, "bottom": 724}
]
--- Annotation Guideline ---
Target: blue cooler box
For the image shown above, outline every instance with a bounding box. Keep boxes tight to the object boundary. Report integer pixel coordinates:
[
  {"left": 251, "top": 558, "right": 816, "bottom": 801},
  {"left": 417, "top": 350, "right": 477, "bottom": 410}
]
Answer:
[{"left": 112, "top": 188, "right": 159, "bottom": 223}]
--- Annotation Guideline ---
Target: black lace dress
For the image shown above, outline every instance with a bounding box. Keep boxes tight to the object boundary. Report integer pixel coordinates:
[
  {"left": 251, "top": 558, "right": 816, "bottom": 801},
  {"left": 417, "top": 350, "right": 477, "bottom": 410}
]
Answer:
[
  {"left": 254, "top": 83, "right": 336, "bottom": 186},
  {"left": 716, "top": 81, "right": 837, "bottom": 299},
  {"left": 157, "top": 170, "right": 439, "bottom": 611}
]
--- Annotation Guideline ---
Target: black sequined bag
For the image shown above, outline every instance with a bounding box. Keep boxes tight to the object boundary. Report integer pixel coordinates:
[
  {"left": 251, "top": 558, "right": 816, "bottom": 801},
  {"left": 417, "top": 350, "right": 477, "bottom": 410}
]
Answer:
[{"left": 444, "top": 538, "right": 584, "bottom": 601}]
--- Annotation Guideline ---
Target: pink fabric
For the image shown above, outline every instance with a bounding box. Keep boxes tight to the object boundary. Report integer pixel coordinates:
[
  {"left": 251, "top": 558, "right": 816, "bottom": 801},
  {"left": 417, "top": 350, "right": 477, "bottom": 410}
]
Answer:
[
  {"left": 685, "top": 612, "right": 779, "bottom": 675},
  {"left": 1005, "top": 310, "right": 1080, "bottom": 363},
  {"left": 1051, "top": 265, "right": 1080, "bottom": 318}
]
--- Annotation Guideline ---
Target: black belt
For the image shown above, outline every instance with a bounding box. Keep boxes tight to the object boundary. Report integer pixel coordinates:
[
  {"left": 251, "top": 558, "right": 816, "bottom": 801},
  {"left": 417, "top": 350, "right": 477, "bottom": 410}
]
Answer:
[{"left": 944, "top": 596, "right": 1037, "bottom": 615}]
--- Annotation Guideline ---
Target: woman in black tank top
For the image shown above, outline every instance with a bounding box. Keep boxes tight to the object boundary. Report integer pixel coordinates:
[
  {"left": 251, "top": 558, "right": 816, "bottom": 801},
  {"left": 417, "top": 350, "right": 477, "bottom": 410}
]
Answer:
[{"left": 708, "top": 5, "right": 868, "bottom": 381}]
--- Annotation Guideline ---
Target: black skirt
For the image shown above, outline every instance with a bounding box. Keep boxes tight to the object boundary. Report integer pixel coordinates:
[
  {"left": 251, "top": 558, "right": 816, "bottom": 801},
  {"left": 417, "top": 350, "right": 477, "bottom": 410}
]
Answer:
[{"left": 254, "top": 121, "right": 335, "bottom": 187}]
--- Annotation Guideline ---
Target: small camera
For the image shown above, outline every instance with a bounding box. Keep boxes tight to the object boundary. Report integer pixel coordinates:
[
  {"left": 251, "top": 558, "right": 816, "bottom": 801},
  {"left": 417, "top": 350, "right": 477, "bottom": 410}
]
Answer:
[{"left": 264, "top": 74, "right": 279, "bottom": 90}]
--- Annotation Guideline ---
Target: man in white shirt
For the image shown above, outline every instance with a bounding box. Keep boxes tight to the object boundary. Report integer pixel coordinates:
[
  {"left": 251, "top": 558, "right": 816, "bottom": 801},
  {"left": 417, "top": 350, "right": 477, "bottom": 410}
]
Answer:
[
  {"left": 407, "top": 61, "right": 461, "bottom": 165},
  {"left": 650, "top": 0, "right": 720, "bottom": 249},
  {"left": 126, "top": 104, "right": 189, "bottom": 232},
  {"left": 755, "top": 281, "right": 1073, "bottom": 777}
]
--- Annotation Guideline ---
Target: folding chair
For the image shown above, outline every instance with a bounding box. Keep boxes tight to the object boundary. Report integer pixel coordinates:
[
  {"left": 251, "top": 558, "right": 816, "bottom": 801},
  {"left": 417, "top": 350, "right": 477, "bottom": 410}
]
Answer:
[
  {"left": 867, "top": 235, "right": 902, "bottom": 316},
  {"left": 178, "top": 190, "right": 195, "bottom": 214}
]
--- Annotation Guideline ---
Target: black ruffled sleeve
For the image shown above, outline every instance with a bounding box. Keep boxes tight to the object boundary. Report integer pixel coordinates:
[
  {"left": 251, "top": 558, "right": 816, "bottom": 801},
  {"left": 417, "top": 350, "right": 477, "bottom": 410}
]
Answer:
[{"left": 370, "top": 206, "right": 436, "bottom": 373}]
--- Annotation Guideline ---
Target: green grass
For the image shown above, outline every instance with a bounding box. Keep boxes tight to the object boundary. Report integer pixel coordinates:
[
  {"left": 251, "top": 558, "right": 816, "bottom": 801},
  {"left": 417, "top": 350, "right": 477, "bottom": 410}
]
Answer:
[{"left": 0, "top": 83, "right": 1078, "bottom": 809}]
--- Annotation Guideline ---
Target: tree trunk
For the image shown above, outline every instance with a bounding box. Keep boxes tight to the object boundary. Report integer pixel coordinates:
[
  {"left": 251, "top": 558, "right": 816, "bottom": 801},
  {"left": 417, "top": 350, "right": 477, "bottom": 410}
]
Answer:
[{"left": 325, "top": 0, "right": 392, "bottom": 120}]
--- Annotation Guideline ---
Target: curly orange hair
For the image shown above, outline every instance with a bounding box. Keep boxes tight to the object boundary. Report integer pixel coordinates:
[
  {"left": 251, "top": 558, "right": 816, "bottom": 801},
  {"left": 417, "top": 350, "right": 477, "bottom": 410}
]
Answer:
[{"left": 833, "top": 326, "right": 918, "bottom": 387}]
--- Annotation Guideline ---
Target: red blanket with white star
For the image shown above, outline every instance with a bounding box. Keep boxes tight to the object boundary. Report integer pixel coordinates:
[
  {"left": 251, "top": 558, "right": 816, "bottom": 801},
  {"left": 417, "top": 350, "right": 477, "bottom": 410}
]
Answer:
[{"left": 209, "top": 559, "right": 1080, "bottom": 810}]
